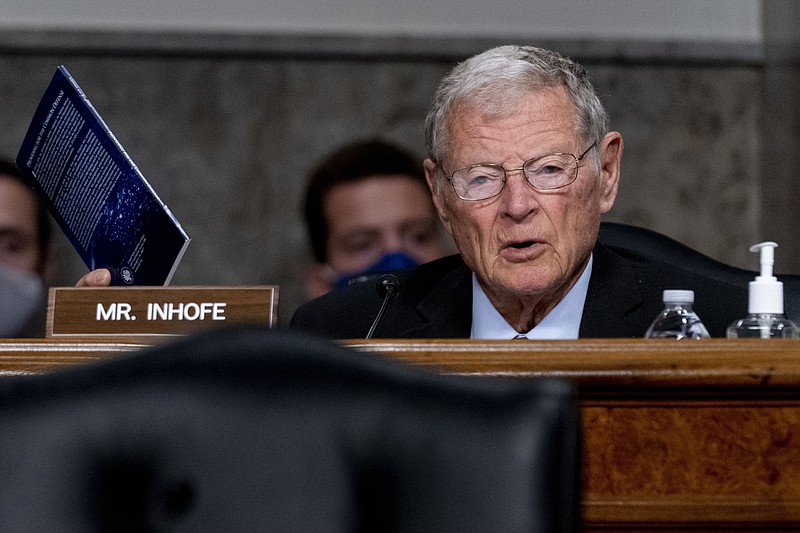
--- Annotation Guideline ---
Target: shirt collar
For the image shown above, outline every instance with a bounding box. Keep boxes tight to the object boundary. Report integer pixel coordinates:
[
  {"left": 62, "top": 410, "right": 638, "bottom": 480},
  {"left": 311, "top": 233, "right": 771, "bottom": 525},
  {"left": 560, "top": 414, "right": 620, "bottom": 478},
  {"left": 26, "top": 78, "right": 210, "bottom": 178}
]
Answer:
[{"left": 470, "top": 254, "right": 593, "bottom": 340}]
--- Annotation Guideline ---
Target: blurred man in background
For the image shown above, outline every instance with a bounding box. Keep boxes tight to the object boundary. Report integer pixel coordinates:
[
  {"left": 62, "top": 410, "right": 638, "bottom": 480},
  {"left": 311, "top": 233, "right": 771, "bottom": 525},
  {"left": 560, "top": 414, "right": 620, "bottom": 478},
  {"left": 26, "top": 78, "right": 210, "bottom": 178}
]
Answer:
[
  {"left": 302, "top": 139, "right": 449, "bottom": 298},
  {"left": 0, "top": 158, "right": 51, "bottom": 337}
]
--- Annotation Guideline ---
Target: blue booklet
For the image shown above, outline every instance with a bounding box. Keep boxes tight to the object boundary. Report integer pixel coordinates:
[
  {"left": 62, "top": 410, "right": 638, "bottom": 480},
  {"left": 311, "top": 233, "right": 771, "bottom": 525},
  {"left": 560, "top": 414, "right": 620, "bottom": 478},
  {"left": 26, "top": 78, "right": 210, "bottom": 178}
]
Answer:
[{"left": 16, "top": 65, "right": 190, "bottom": 286}]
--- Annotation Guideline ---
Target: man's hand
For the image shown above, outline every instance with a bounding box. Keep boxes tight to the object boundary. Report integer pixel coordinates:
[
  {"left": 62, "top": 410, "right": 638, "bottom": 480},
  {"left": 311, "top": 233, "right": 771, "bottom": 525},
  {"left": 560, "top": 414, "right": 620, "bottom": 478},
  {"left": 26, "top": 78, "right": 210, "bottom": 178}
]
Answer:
[{"left": 76, "top": 268, "right": 111, "bottom": 287}]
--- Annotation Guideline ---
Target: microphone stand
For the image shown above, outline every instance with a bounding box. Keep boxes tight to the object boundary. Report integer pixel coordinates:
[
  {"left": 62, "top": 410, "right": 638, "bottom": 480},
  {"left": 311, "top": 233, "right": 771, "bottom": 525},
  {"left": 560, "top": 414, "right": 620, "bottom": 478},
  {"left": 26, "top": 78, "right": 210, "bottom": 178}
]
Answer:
[{"left": 366, "top": 274, "right": 400, "bottom": 339}]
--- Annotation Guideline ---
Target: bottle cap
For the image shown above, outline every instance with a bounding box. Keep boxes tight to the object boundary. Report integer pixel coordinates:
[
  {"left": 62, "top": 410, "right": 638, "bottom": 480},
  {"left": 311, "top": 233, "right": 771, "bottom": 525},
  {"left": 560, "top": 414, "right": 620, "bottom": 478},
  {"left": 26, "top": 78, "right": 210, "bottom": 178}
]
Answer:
[
  {"left": 662, "top": 289, "right": 694, "bottom": 304},
  {"left": 748, "top": 241, "right": 784, "bottom": 314}
]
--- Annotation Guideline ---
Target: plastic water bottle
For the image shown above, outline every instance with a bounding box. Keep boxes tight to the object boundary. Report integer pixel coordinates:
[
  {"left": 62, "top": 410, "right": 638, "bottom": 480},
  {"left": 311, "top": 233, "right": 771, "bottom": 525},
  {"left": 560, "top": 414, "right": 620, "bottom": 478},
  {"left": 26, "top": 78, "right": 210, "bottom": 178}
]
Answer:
[{"left": 645, "top": 290, "right": 710, "bottom": 339}]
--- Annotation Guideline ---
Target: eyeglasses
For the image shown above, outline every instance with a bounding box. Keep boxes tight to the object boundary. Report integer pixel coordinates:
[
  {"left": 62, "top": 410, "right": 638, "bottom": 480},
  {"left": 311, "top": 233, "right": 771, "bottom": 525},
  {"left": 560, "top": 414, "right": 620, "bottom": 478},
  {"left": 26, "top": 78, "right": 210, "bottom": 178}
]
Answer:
[{"left": 443, "top": 142, "right": 597, "bottom": 201}]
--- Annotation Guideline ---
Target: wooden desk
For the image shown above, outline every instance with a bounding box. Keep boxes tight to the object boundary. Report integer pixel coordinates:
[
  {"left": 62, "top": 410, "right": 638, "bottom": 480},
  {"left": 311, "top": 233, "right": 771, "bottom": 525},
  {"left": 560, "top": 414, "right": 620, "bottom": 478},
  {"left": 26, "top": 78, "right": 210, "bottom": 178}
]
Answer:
[{"left": 2, "top": 337, "right": 800, "bottom": 532}]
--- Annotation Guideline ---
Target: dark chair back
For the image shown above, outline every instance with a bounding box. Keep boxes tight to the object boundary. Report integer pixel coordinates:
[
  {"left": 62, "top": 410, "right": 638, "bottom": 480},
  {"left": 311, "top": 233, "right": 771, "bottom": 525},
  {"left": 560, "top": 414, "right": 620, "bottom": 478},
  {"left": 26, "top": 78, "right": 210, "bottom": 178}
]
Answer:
[
  {"left": 599, "top": 221, "right": 800, "bottom": 322},
  {"left": 0, "top": 327, "right": 580, "bottom": 533}
]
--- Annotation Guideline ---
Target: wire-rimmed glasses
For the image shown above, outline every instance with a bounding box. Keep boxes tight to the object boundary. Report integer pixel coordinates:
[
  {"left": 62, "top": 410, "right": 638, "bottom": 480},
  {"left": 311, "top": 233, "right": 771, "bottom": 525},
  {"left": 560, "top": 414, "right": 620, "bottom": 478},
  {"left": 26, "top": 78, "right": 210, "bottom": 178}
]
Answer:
[{"left": 443, "top": 142, "right": 597, "bottom": 201}]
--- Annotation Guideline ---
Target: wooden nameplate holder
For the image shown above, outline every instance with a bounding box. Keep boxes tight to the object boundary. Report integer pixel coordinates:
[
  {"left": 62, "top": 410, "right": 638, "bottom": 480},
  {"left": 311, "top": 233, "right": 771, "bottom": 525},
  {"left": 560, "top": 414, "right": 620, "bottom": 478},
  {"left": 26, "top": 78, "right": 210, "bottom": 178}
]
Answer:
[{"left": 46, "top": 286, "right": 278, "bottom": 337}]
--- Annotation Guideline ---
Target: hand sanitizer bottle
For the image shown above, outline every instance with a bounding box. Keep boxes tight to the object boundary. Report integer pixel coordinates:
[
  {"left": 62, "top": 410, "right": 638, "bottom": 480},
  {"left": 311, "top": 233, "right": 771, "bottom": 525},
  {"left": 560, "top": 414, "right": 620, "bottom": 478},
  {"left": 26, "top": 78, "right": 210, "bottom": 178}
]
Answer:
[{"left": 726, "top": 242, "right": 799, "bottom": 338}]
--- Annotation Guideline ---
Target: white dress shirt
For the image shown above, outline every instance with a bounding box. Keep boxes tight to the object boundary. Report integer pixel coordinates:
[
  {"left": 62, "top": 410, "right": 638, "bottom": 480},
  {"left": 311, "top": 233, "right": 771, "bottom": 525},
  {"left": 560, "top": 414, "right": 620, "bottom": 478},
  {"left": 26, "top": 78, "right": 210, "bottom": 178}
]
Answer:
[{"left": 470, "top": 255, "right": 593, "bottom": 340}]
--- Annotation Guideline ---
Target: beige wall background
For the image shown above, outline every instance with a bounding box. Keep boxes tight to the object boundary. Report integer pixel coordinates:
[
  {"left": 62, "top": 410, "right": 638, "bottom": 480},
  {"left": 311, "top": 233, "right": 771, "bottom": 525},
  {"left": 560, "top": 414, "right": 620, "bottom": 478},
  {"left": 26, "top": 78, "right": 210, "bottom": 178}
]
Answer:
[
  {"left": 3, "top": 1, "right": 798, "bottom": 324},
  {"left": 0, "top": 1, "right": 761, "bottom": 40}
]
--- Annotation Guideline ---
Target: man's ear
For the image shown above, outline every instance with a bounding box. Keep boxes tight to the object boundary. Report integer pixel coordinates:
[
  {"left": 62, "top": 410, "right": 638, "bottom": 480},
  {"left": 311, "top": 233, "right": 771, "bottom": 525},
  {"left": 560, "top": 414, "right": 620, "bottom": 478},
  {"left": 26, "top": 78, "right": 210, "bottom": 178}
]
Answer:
[
  {"left": 597, "top": 132, "right": 623, "bottom": 214},
  {"left": 424, "top": 158, "right": 453, "bottom": 236},
  {"left": 305, "top": 263, "right": 335, "bottom": 300}
]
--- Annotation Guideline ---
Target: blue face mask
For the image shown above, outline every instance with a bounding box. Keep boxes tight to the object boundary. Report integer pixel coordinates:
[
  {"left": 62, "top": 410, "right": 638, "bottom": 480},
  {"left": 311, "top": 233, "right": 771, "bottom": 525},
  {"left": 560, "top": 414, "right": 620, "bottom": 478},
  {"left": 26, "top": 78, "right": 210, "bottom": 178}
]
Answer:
[
  {"left": 0, "top": 263, "right": 44, "bottom": 337},
  {"left": 333, "top": 251, "right": 419, "bottom": 289}
]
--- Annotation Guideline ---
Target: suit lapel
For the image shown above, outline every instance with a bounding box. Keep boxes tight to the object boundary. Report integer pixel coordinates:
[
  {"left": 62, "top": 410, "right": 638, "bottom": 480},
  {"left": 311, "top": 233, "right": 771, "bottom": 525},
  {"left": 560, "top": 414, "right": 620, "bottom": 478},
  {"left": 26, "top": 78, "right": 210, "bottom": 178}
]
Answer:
[
  {"left": 580, "top": 244, "right": 647, "bottom": 337},
  {"left": 400, "top": 262, "right": 473, "bottom": 338}
]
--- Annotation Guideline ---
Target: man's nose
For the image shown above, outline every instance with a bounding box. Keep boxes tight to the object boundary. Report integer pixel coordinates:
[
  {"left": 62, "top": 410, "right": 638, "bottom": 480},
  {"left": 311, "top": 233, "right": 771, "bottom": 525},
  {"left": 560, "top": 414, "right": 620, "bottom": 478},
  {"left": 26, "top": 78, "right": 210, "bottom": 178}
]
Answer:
[
  {"left": 500, "top": 168, "right": 539, "bottom": 219},
  {"left": 380, "top": 233, "right": 405, "bottom": 254}
]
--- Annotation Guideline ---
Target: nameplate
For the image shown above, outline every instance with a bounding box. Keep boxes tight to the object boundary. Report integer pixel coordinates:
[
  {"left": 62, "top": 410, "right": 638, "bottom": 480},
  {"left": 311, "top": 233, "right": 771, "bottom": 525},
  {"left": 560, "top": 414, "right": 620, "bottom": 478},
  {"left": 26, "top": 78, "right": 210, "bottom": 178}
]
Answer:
[{"left": 47, "top": 286, "right": 278, "bottom": 337}]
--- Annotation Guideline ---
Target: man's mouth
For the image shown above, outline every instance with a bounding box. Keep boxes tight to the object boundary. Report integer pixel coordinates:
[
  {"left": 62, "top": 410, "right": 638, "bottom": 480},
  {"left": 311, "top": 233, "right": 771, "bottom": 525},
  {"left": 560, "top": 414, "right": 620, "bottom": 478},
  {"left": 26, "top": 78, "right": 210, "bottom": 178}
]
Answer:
[{"left": 509, "top": 240, "right": 536, "bottom": 249}]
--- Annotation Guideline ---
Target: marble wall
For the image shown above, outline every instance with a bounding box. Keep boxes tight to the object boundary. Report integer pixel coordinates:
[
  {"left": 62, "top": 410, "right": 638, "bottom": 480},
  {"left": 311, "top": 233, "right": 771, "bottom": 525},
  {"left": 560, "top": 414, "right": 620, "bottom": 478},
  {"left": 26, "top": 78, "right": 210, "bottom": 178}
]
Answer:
[{"left": 0, "top": 34, "right": 771, "bottom": 322}]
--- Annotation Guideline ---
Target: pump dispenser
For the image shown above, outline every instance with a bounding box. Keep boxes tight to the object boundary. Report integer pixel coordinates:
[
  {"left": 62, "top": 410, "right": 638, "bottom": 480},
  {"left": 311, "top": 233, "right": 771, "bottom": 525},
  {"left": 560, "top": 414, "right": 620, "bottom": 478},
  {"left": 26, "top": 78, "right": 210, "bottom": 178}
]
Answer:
[{"left": 726, "top": 242, "right": 798, "bottom": 338}]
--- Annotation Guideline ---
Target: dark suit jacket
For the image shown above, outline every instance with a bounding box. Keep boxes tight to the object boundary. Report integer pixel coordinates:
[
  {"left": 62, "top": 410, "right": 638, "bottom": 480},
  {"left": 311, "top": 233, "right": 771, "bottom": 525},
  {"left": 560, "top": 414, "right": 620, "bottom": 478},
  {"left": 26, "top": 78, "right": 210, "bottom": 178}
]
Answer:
[{"left": 289, "top": 243, "right": 748, "bottom": 339}]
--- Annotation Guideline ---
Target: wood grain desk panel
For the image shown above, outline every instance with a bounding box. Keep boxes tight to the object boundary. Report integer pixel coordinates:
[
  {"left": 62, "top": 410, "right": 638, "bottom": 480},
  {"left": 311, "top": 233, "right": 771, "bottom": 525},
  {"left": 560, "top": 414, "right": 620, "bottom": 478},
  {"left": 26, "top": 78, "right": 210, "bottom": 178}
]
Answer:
[
  {"left": 350, "top": 339, "right": 800, "bottom": 530},
  {"left": 0, "top": 338, "right": 148, "bottom": 375},
  {"left": 2, "top": 337, "right": 800, "bottom": 531}
]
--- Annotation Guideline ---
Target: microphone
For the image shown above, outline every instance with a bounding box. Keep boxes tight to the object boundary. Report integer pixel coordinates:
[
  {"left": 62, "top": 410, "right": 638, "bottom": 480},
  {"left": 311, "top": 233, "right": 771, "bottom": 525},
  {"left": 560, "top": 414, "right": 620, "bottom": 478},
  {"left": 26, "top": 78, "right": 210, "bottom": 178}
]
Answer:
[{"left": 366, "top": 274, "right": 401, "bottom": 339}]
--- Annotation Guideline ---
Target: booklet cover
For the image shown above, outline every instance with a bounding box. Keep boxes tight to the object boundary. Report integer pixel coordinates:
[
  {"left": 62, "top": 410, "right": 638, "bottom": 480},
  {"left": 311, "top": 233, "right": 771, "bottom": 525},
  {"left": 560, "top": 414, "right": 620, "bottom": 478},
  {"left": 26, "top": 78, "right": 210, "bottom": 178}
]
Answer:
[{"left": 16, "top": 65, "right": 190, "bottom": 286}]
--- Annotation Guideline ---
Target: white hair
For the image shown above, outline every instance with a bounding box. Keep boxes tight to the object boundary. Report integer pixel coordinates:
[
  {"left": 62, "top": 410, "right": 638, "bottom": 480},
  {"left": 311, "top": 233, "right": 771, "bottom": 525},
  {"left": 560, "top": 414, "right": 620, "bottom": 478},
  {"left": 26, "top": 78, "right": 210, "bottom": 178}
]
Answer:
[{"left": 424, "top": 45, "right": 608, "bottom": 183}]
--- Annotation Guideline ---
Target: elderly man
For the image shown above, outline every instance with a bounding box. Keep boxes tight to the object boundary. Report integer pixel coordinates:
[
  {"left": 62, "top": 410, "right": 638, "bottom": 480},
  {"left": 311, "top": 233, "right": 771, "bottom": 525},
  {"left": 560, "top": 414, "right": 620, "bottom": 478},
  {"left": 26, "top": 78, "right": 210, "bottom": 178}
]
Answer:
[{"left": 290, "top": 45, "right": 746, "bottom": 339}]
